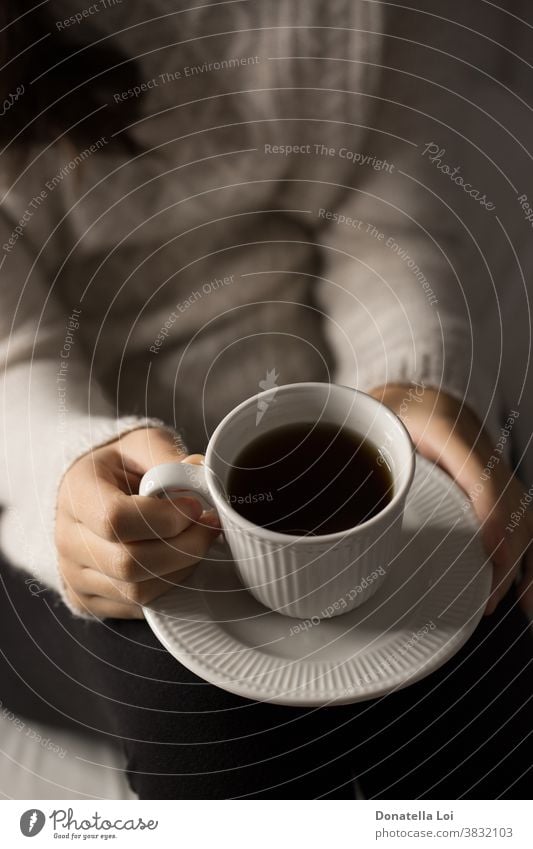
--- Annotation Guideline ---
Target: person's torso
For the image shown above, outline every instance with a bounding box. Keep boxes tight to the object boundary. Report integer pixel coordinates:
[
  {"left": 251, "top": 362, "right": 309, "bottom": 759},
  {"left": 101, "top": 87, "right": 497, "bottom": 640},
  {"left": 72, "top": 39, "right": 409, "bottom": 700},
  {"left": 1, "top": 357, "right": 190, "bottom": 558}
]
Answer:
[{"left": 6, "top": 0, "right": 384, "bottom": 448}]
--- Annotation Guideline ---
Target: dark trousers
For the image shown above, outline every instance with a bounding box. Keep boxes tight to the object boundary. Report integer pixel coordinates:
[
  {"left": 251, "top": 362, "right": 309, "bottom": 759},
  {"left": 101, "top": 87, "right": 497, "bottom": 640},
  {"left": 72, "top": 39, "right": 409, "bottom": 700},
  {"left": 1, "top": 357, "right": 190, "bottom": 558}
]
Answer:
[{"left": 0, "top": 559, "right": 531, "bottom": 799}]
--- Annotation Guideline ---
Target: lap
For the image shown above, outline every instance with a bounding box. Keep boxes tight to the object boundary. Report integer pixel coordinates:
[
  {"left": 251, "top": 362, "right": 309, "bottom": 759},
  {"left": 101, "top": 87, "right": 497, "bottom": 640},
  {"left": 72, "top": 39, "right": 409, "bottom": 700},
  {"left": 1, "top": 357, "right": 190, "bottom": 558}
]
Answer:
[
  {"left": 1, "top": 559, "right": 531, "bottom": 798},
  {"left": 358, "top": 589, "right": 533, "bottom": 798},
  {"left": 0, "top": 561, "right": 358, "bottom": 798}
]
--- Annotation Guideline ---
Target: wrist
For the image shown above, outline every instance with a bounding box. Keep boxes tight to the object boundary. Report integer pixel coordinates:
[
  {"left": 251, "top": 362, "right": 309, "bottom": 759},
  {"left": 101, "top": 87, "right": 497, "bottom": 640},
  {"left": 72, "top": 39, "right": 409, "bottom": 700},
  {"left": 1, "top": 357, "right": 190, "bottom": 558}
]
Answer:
[
  {"left": 369, "top": 383, "right": 487, "bottom": 453},
  {"left": 368, "top": 383, "right": 441, "bottom": 420},
  {"left": 370, "top": 383, "right": 478, "bottom": 424}
]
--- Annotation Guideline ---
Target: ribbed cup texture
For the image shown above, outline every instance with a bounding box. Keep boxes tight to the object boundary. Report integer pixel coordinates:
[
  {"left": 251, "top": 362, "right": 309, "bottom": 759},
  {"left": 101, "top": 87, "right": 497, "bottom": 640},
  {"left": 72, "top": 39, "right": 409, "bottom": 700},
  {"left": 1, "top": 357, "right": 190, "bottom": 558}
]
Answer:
[{"left": 221, "top": 502, "right": 405, "bottom": 619}]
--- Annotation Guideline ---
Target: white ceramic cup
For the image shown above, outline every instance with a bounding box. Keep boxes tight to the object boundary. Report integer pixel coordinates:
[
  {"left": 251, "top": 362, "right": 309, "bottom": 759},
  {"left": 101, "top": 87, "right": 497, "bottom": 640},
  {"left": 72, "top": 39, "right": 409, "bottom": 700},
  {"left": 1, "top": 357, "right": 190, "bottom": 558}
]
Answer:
[{"left": 139, "top": 382, "right": 415, "bottom": 619}]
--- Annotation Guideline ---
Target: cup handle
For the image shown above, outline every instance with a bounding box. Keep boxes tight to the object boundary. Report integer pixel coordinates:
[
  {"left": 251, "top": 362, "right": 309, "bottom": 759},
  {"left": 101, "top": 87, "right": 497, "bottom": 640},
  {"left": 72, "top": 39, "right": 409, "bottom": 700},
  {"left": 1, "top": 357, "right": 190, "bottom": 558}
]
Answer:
[{"left": 139, "top": 462, "right": 228, "bottom": 557}]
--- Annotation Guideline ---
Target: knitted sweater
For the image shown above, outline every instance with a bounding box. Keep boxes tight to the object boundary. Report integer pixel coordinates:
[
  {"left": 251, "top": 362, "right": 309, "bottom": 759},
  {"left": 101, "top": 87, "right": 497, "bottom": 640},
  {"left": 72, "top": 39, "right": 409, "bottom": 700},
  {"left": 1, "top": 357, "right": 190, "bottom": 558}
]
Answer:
[{"left": 1, "top": 0, "right": 530, "bottom": 605}]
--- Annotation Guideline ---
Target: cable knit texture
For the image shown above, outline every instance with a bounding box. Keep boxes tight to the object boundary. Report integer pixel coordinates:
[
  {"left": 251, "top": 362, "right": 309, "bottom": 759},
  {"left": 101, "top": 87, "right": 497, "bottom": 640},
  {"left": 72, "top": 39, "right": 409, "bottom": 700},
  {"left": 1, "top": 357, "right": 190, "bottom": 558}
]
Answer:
[{"left": 0, "top": 0, "right": 523, "bottom": 609}]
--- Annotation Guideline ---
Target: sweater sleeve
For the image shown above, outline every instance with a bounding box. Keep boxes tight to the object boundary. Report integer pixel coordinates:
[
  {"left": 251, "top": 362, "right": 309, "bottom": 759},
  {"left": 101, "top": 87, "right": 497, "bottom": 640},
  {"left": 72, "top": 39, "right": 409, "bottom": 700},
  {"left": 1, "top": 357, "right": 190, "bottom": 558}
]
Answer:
[
  {"left": 316, "top": 53, "right": 503, "bottom": 444},
  {"left": 0, "top": 210, "right": 171, "bottom": 609}
]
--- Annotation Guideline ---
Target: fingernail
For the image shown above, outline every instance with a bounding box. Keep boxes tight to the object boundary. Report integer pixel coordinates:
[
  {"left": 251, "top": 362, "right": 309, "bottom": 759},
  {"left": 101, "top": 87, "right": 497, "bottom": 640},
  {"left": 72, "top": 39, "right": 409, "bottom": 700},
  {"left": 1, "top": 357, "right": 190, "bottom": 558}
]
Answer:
[
  {"left": 484, "top": 596, "right": 497, "bottom": 616},
  {"left": 202, "top": 509, "right": 222, "bottom": 529},
  {"left": 495, "top": 533, "right": 510, "bottom": 558},
  {"left": 181, "top": 454, "right": 205, "bottom": 466},
  {"left": 173, "top": 496, "right": 203, "bottom": 520}
]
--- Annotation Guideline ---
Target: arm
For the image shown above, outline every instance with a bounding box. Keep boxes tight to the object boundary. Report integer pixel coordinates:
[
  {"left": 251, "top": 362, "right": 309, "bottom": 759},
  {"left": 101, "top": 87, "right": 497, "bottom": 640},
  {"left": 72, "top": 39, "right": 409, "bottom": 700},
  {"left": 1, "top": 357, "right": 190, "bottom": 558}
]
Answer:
[
  {"left": 316, "top": 56, "right": 531, "bottom": 613},
  {"left": 316, "top": 137, "right": 499, "bottom": 444},
  {"left": 0, "top": 210, "right": 216, "bottom": 615}
]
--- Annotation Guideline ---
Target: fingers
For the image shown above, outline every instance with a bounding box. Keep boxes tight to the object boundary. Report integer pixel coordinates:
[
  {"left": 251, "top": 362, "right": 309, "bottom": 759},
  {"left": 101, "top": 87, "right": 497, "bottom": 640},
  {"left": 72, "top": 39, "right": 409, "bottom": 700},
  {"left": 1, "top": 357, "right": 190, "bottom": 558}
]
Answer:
[
  {"left": 517, "top": 549, "right": 533, "bottom": 614},
  {"left": 516, "top": 513, "right": 533, "bottom": 615},
  {"left": 59, "top": 427, "right": 210, "bottom": 544},
  {"left": 58, "top": 511, "right": 221, "bottom": 581},
  {"left": 379, "top": 389, "right": 532, "bottom": 618},
  {"left": 476, "top": 483, "right": 532, "bottom": 615},
  {"left": 115, "top": 426, "right": 190, "bottom": 475},
  {"left": 63, "top": 469, "right": 207, "bottom": 541},
  {"left": 477, "top": 510, "right": 514, "bottom": 616},
  {"left": 485, "top": 556, "right": 515, "bottom": 616},
  {"left": 64, "top": 582, "right": 146, "bottom": 620},
  {"left": 60, "top": 505, "right": 220, "bottom": 618},
  {"left": 55, "top": 429, "right": 215, "bottom": 619},
  {"left": 62, "top": 551, "right": 205, "bottom": 618},
  {"left": 473, "top": 503, "right": 518, "bottom": 616},
  {"left": 468, "top": 483, "right": 529, "bottom": 616},
  {"left": 62, "top": 443, "right": 212, "bottom": 543},
  {"left": 415, "top": 423, "right": 527, "bottom": 616},
  {"left": 425, "top": 431, "right": 513, "bottom": 613},
  {"left": 115, "top": 427, "right": 205, "bottom": 476},
  {"left": 183, "top": 454, "right": 205, "bottom": 466},
  {"left": 71, "top": 563, "right": 198, "bottom": 608}
]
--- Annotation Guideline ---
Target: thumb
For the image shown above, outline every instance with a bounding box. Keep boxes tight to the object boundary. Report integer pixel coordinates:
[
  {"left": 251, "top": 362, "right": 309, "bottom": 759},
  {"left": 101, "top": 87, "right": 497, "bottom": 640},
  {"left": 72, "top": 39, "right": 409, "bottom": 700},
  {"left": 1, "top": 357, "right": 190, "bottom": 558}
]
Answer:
[
  {"left": 117, "top": 426, "right": 193, "bottom": 473},
  {"left": 116, "top": 428, "right": 211, "bottom": 517},
  {"left": 416, "top": 424, "right": 513, "bottom": 605}
]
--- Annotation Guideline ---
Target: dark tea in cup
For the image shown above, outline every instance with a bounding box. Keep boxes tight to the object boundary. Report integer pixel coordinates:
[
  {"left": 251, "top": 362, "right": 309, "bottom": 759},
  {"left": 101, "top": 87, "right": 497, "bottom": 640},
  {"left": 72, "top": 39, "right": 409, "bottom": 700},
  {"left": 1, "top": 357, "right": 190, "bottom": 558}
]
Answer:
[{"left": 226, "top": 421, "right": 393, "bottom": 535}]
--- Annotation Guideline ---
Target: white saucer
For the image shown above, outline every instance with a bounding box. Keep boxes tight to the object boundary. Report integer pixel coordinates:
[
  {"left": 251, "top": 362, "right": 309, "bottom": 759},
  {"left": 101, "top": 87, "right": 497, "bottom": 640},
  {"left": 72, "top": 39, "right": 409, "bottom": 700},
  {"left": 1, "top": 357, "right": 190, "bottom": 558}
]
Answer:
[{"left": 144, "top": 456, "right": 492, "bottom": 706}]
